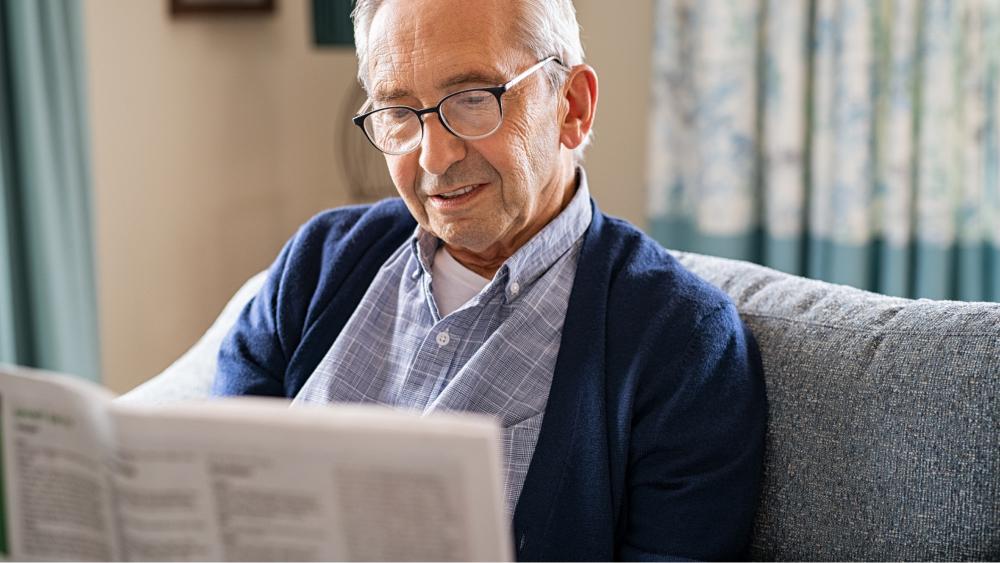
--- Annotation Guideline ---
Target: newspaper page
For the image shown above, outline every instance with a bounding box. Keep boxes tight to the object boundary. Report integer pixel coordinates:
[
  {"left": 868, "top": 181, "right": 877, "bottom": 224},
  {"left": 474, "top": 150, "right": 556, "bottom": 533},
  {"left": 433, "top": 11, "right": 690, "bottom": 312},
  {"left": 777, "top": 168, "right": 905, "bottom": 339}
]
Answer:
[
  {"left": 109, "top": 399, "right": 512, "bottom": 561},
  {"left": 0, "top": 366, "right": 120, "bottom": 561}
]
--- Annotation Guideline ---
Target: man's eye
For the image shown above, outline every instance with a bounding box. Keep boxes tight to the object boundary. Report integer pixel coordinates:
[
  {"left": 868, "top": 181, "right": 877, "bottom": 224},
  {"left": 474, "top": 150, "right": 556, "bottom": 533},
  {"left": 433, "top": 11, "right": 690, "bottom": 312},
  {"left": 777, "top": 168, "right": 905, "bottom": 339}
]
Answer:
[
  {"left": 461, "top": 95, "right": 490, "bottom": 106},
  {"left": 386, "top": 108, "right": 412, "bottom": 120}
]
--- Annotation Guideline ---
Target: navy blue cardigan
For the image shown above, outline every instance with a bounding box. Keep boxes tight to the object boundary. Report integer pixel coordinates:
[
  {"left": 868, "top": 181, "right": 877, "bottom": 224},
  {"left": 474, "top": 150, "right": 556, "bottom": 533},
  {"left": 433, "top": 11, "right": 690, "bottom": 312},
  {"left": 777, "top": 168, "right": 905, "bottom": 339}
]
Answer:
[{"left": 215, "top": 198, "right": 766, "bottom": 561}]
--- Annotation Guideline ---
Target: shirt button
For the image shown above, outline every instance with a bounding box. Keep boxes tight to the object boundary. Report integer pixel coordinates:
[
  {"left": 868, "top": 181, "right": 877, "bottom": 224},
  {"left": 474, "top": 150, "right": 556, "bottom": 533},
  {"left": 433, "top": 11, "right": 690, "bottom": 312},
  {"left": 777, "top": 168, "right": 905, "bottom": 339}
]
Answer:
[
  {"left": 510, "top": 282, "right": 520, "bottom": 296},
  {"left": 411, "top": 269, "right": 421, "bottom": 279},
  {"left": 436, "top": 331, "right": 450, "bottom": 347}
]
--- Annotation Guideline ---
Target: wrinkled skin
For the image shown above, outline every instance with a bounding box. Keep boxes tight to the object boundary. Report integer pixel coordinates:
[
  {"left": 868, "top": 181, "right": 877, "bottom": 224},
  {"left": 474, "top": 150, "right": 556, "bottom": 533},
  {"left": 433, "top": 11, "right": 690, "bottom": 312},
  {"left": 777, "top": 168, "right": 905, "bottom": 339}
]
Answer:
[{"left": 366, "top": 0, "right": 597, "bottom": 278}]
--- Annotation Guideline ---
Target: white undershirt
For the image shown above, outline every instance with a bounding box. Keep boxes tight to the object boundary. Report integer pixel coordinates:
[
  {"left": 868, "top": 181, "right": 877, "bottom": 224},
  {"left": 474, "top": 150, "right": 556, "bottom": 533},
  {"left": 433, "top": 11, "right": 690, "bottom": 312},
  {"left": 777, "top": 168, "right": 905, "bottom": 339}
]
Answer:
[{"left": 431, "top": 246, "right": 491, "bottom": 317}]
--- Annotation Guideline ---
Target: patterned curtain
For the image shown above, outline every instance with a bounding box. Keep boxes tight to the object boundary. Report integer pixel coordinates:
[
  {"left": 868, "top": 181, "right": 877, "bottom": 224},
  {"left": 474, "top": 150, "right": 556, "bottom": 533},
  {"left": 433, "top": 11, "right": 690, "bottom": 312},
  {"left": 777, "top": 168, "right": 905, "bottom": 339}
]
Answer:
[
  {"left": 0, "top": 0, "right": 100, "bottom": 380},
  {"left": 647, "top": 0, "right": 1000, "bottom": 301}
]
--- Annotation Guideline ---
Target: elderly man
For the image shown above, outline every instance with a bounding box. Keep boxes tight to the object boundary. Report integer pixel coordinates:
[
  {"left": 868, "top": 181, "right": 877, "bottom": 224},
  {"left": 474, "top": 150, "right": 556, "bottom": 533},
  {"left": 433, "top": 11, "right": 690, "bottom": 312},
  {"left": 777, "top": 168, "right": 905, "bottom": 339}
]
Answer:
[{"left": 213, "top": 0, "right": 765, "bottom": 559}]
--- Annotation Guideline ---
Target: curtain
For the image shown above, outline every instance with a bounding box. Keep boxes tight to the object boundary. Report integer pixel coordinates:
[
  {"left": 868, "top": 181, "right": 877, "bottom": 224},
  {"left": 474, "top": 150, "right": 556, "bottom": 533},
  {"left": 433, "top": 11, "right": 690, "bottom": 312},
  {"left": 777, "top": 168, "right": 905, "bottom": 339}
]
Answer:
[
  {"left": 0, "top": 0, "right": 100, "bottom": 380},
  {"left": 647, "top": 0, "right": 1000, "bottom": 301}
]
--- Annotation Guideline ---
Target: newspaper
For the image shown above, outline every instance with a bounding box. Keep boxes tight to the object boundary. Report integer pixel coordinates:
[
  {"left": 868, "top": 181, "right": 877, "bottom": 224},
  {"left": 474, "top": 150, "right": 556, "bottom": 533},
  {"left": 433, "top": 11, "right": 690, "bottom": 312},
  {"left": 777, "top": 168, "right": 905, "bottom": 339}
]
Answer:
[{"left": 0, "top": 365, "right": 511, "bottom": 561}]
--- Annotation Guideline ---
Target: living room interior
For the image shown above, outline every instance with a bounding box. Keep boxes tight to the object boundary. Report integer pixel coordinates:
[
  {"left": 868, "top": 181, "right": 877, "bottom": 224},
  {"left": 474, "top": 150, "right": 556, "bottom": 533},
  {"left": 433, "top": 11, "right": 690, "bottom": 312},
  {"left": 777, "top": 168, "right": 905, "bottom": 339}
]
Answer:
[{"left": 1, "top": 0, "right": 998, "bottom": 560}]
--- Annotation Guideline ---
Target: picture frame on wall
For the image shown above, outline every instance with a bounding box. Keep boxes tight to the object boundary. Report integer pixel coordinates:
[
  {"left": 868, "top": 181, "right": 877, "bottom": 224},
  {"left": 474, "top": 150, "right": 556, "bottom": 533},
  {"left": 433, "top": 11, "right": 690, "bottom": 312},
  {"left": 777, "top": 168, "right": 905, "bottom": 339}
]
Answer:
[
  {"left": 312, "top": 0, "right": 354, "bottom": 46},
  {"left": 170, "top": 0, "right": 275, "bottom": 15}
]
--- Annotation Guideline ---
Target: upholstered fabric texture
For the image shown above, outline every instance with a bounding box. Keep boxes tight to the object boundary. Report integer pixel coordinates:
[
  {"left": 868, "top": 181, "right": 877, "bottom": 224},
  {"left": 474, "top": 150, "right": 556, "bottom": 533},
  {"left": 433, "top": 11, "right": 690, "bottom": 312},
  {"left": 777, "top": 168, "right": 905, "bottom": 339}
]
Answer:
[
  {"left": 674, "top": 251, "right": 999, "bottom": 561},
  {"left": 120, "top": 253, "right": 1000, "bottom": 560}
]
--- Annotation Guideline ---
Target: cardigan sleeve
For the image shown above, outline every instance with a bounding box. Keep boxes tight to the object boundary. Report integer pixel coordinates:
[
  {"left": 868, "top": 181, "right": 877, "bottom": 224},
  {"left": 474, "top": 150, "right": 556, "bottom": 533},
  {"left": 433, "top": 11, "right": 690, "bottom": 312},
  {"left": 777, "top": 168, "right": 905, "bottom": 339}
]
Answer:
[
  {"left": 211, "top": 202, "right": 414, "bottom": 398},
  {"left": 212, "top": 236, "right": 295, "bottom": 397},
  {"left": 619, "top": 302, "right": 766, "bottom": 561}
]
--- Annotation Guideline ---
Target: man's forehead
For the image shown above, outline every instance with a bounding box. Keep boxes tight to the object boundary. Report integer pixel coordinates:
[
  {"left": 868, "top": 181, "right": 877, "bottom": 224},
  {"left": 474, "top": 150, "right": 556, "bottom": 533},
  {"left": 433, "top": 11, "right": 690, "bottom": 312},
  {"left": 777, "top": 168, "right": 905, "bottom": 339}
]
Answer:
[{"left": 365, "top": 0, "right": 520, "bottom": 102}]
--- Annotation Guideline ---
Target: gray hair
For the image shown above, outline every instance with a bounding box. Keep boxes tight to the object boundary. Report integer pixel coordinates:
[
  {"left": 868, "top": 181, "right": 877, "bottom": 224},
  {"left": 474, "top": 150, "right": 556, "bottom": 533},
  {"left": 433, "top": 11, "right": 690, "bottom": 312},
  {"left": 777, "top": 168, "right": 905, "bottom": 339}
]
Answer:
[{"left": 351, "top": 0, "right": 592, "bottom": 159}]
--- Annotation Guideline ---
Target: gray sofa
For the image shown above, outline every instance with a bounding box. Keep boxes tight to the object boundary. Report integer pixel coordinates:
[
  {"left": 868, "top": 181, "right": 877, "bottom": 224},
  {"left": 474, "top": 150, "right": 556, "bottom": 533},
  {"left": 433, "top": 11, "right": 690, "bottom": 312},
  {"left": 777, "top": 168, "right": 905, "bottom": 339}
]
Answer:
[{"left": 120, "top": 251, "right": 1000, "bottom": 560}]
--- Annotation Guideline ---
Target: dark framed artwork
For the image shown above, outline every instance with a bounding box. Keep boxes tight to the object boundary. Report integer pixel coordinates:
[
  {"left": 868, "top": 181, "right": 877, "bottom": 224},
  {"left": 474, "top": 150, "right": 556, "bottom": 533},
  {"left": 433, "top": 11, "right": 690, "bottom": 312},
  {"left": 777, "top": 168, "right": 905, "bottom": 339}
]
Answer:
[
  {"left": 312, "top": 0, "right": 354, "bottom": 46},
  {"left": 170, "top": 0, "right": 275, "bottom": 15}
]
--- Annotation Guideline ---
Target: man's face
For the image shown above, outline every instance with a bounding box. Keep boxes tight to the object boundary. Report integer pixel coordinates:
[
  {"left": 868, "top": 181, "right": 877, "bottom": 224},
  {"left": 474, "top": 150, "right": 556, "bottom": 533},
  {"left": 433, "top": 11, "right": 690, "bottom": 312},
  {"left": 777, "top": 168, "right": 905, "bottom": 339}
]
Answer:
[{"left": 366, "top": 0, "right": 568, "bottom": 258}]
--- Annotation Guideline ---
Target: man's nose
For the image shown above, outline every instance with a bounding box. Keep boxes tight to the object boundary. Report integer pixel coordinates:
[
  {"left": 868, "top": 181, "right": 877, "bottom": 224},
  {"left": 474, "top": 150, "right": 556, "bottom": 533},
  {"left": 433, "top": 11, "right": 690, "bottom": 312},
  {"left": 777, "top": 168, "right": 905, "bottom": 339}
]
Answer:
[{"left": 418, "top": 114, "right": 466, "bottom": 176}]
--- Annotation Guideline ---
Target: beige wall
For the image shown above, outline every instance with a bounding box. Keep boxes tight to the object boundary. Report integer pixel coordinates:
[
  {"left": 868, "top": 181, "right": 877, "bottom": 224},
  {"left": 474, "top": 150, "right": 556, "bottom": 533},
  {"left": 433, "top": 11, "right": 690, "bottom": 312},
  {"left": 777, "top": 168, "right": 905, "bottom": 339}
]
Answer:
[
  {"left": 575, "top": 1, "right": 653, "bottom": 225},
  {"left": 84, "top": 0, "right": 653, "bottom": 393}
]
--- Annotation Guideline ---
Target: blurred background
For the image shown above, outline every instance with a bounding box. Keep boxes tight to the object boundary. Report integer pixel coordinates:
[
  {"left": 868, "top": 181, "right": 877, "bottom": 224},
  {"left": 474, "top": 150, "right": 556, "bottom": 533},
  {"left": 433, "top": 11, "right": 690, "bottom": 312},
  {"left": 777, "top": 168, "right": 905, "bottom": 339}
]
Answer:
[{"left": 0, "top": 0, "right": 997, "bottom": 393}]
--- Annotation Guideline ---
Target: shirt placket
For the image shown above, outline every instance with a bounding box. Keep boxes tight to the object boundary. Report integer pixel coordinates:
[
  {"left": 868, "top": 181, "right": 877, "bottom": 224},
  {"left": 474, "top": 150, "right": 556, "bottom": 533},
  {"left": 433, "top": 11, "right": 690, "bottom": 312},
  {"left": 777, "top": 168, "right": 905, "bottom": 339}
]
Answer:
[
  {"left": 397, "top": 320, "right": 460, "bottom": 409},
  {"left": 394, "top": 270, "right": 489, "bottom": 408}
]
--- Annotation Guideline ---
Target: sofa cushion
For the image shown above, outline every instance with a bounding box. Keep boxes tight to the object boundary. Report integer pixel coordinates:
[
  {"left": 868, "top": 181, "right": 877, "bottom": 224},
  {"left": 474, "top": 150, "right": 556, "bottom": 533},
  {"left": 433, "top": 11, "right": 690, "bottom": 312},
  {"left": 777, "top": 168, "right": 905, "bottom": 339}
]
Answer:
[{"left": 673, "top": 251, "right": 1000, "bottom": 561}]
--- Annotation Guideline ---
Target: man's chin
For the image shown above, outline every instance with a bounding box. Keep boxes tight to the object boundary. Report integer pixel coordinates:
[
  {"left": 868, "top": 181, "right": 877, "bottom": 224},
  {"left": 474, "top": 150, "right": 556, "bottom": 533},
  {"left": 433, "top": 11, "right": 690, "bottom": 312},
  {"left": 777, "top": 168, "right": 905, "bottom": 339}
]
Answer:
[{"left": 434, "top": 225, "right": 500, "bottom": 255}]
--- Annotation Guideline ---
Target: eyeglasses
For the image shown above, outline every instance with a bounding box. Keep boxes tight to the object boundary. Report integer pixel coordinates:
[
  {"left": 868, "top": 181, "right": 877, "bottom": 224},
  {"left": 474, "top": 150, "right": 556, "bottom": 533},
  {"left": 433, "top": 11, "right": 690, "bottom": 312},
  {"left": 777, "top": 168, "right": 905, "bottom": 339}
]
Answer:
[{"left": 353, "top": 56, "right": 564, "bottom": 155}]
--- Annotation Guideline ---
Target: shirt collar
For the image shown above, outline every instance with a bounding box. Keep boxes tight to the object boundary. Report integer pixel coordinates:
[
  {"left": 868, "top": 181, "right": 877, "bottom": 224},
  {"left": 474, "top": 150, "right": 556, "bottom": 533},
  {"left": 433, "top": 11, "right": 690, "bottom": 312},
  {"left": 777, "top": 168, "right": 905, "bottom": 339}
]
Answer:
[{"left": 411, "top": 167, "right": 593, "bottom": 303}]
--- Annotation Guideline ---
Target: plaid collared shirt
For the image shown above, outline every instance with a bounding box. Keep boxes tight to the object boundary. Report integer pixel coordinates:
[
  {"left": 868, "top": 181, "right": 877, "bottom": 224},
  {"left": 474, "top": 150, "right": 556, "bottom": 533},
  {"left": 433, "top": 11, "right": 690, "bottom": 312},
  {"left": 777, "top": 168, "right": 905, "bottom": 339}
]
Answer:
[{"left": 294, "top": 173, "right": 593, "bottom": 514}]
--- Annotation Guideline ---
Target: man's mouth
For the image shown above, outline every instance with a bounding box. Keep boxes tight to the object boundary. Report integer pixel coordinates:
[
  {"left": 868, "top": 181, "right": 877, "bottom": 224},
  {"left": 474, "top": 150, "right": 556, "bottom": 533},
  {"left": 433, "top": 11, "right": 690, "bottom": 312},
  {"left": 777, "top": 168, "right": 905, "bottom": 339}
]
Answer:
[
  {"left": 438, "top": 185, "right": 478, "bottom": 199},
  {"left": 432, "top": 183, "right": 486, "bottom": 201}
]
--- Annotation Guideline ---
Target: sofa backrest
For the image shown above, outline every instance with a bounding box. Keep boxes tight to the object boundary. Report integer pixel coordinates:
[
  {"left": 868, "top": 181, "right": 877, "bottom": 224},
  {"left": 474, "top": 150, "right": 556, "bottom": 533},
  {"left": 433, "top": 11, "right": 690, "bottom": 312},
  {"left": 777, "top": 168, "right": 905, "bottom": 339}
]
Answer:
[{"left": 673, "top": 251, "right": 999, "bottom": 561}]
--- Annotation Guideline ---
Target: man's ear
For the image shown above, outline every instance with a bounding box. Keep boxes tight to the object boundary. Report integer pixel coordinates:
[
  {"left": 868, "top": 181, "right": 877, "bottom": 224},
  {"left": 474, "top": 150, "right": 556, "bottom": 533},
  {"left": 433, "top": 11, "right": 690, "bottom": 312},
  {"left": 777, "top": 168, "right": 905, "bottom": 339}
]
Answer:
[{"left": 559, "top": 64, "right": 598, "bottom": 150}]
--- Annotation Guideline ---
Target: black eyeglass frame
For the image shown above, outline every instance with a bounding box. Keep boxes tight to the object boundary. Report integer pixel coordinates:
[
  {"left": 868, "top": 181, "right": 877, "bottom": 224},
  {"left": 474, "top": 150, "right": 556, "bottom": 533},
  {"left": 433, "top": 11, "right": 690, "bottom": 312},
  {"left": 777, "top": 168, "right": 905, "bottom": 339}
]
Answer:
[{"left": 352, "top": 56, "right": 565, "bottom": 155}]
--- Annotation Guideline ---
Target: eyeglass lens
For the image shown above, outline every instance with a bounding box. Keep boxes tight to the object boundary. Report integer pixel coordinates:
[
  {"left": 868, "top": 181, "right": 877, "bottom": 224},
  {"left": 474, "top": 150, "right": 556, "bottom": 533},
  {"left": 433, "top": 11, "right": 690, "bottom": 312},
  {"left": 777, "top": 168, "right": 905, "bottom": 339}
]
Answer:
[{"left": 363, "top": 89, "right": 502, "bottom": 154}]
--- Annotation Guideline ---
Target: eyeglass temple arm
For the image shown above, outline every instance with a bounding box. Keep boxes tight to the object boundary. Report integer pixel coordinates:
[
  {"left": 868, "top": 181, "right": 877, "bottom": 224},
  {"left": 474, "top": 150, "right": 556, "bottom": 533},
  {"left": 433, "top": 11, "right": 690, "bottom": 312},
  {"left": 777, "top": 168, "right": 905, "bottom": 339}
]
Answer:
[
  {"left": 503, "top": 56, "right": 564, "bottom": 89},
  {"left": 356, "top": 98, "right": 373, "bottom": 116},
  {"left": 355, "top": 56, "right": 566, "bottom": 113}
]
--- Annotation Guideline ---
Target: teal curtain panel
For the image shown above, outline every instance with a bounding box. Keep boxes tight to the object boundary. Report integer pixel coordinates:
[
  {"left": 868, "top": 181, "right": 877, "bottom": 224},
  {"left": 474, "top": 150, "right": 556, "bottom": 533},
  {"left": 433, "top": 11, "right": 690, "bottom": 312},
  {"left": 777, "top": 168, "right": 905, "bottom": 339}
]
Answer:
[
  {"left": 0, "top": 0, "right": 100, "bottom": 380},
  {"left": 647, "top": 0, "right": 1000, "bottom": 301}
]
